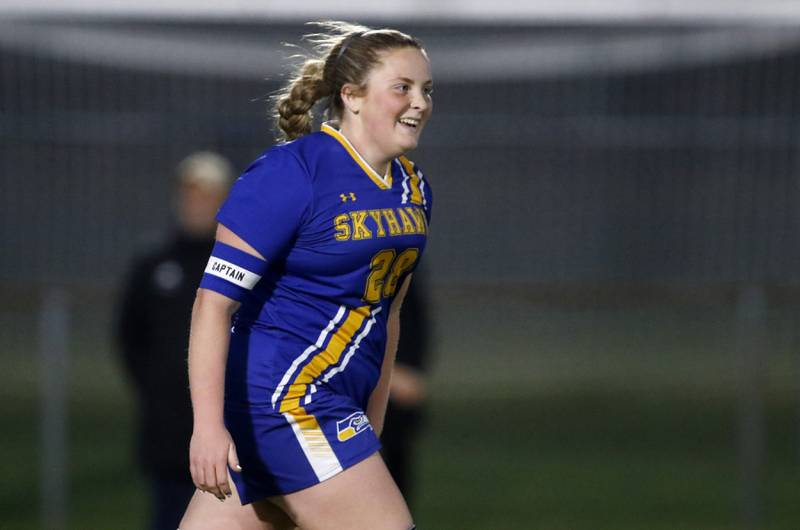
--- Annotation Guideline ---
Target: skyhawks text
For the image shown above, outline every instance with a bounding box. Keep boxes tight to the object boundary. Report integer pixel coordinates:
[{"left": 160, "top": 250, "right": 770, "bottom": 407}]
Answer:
[{"left": 334, "top": 206, "right": 427, "bottom": 241}]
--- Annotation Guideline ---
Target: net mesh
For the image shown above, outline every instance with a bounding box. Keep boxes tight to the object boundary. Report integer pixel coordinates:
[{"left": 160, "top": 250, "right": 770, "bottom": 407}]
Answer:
[{"left": 2, "top": 22, "right": 800, "bottom": 287}]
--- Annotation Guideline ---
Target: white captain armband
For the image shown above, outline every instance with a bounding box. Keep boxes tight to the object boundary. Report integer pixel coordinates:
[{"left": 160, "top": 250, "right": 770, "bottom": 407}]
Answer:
[{"left": 199, "top": 241, "right": 270, "bottom": 301}]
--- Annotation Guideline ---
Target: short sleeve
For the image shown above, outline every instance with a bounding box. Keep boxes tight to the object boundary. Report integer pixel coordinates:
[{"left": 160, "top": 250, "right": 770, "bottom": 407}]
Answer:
[{"left": 216, "top": 147, "right": 313, "bottom": 262}]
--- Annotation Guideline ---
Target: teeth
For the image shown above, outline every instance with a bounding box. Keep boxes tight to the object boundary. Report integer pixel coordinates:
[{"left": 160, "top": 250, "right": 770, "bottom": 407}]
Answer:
[{"left": 399, "top": 118, "right": 419, "bottom": 127}]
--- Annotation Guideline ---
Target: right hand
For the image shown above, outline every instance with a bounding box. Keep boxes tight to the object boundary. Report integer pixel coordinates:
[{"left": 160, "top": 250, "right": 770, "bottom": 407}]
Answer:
[{"left": 189, "top": 424, "right": 242, "bottom": 501}]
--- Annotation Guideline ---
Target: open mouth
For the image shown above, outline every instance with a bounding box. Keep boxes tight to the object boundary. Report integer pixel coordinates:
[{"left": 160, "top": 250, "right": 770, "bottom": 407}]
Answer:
[{"left": 398, "top": 117, "right": 420, "bottom": 129}]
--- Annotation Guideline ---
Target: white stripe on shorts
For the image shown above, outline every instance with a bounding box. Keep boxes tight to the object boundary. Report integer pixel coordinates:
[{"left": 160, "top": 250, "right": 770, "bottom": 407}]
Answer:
[
  {"left": 282, "top": 411, "right": 343, "bottom": 481},
  {"left": 270, "top": 305, "right": 347, "bottom": 408},
  {"left": 321, "top": 306, "right": 382, "bottom": 384}
]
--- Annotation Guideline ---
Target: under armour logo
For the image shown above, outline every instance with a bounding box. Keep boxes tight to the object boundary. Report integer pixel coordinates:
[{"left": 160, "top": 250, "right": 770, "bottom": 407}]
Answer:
[{"left": 340, "top": 192, "right": 357, "bottom": 202}]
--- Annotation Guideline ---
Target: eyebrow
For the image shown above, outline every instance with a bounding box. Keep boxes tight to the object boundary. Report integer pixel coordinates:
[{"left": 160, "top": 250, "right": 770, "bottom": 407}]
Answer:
[{"left": 391, "top": 76, "right": 433, "bottom": 85}]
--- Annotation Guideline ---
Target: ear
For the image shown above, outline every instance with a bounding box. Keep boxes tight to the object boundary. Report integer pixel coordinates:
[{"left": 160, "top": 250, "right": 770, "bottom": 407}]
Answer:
[{"left": 340, "top": 83, "right": 362, "bottom": 115}]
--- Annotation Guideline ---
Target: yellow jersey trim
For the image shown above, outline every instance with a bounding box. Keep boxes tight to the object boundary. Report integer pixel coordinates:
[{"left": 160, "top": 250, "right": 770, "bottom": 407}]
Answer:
[
  {"left": 321, "top": 122, "right": 393, "bottom": 190},
  {"left": 398, "top": 156, "right": 424, "bottom": 205}
]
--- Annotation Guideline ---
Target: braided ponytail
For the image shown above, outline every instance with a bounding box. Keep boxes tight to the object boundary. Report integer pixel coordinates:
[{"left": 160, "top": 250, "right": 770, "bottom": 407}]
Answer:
[{"left": 273, "top": 59, "right": 329, "bottom": 141}]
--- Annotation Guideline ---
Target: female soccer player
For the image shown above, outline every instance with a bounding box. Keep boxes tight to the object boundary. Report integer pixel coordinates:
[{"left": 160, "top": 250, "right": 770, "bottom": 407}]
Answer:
[{"left": 179, "top": 21, "right": 433, "bottom": 530}]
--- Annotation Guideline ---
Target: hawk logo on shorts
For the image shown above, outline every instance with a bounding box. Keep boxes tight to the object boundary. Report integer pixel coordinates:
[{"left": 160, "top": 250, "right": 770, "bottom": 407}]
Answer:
[{"left": 336, "top": 412, "right": 372, "bottom": 442}]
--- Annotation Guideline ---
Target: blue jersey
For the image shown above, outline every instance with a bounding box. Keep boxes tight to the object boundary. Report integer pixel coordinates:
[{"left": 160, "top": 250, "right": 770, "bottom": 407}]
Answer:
[
  {"left": 218, "top": 122, "right": 432, "bottom": 407},
  {"left": 212, "top": 123, "right": 432, "bottom": 498}
]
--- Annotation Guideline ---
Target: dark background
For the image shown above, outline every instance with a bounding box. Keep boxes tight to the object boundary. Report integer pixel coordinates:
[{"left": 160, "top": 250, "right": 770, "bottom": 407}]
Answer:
[{"left": 1, "top": 15, "right": 799, "bottom": 530}]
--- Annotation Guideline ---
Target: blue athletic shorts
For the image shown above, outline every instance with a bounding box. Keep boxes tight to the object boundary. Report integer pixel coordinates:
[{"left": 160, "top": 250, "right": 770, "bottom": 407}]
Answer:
[{"left": 225, "top": 388, "right": 381, "bottom": 504}]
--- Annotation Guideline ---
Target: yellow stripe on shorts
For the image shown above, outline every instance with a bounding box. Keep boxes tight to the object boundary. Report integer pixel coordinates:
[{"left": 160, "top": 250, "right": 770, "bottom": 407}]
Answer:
[{"left": 278, "top": 306, "right": 370, "bottom": 480}]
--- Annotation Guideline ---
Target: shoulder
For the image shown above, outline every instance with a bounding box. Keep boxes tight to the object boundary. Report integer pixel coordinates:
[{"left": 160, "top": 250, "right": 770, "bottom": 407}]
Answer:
[
  {"left": 279, "top": 131, "right": 343, "bottom": 179},
  {"left": 225, "top": 143, "right": 317, "bottom": 207},
  {"left": 245, "top": 132, "right": 340, "bottom": 186},
  {"left": 218, "top": 141, "right": 317, "bottom": 242},
  {"left": 243, "top": 142, "right": 311, "bottom": 183}
]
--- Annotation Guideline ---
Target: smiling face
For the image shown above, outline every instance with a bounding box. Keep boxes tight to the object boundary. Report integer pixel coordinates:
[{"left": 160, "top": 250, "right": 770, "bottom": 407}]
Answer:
[{"left": 341, "top": 46, "right": 433, "bottom": 167}]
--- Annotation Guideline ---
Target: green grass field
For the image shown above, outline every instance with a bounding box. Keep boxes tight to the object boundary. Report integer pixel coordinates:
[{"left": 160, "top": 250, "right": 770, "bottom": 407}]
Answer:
[{"left": 2, "top": 288, "right": 799, "bottom": 529}]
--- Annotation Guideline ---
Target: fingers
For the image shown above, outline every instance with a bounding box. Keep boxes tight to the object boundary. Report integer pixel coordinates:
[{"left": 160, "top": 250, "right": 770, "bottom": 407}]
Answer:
[
  {"left": 214, "top": 462, "right": 229, "bottom": 500},
  {"left": 228, "top": 442, "right": 242, "bottom": 473},
  {"left": 190, "top": 458, "right": 229, "bottom": 501},
  {"left": 188, "top": 430, "right": 238, "bottom": 501},
  {"left": 213, "top": 443, "right": 238, "bottom": 500},
  {"left": 190, "top": 461, "right": 204, "bottom": 493},
  {"left": 193, "top": 464, "right": 213, "bottom": 498},
  {"left": 218, "top": 443, "right": 242, "bottom": 499}
]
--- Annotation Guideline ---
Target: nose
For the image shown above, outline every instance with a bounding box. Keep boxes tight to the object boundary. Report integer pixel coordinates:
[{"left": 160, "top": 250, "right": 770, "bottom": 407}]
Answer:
[{"left": 411, "top": 88, "right": 429, "bottom": 112}]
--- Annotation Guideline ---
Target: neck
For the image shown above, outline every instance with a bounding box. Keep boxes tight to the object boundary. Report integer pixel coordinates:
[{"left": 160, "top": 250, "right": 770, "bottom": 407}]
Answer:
[{"left": 338, "top": 121, "right": 391, "bottom": 176}]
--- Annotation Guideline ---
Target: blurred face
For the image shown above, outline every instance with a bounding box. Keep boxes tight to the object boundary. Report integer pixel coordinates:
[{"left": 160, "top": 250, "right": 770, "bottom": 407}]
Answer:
[
  {"left": 176, "top": 182, "right": 227, "bottom": 238},
  {"left": 348, "top": 47, "right": 433, "bottom": 160}
]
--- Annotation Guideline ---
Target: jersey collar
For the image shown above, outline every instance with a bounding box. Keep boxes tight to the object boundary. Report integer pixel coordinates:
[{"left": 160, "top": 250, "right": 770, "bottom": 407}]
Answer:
[{"left": 321, "top": 122, "right": 393, "bottom": 190}]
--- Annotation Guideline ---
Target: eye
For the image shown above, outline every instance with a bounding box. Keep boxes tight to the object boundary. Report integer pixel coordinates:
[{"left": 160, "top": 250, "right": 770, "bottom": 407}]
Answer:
[
  {"left": 424, "top": 86, "right": 434, "bottom": 96},
  {"left": 394, "top": 84, "right": 410, "bottom": 93}
]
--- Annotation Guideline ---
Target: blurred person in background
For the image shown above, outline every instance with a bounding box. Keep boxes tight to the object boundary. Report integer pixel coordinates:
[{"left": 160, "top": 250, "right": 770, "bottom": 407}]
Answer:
[
  {"left": 383, "top": 274, "right": 432, "bottom": 504},
  {"left": 179, "top": 21, "right": 433, "bottom": 530},
  {"left": 116, "top": 151, "right": 234, "bottom": 530}
]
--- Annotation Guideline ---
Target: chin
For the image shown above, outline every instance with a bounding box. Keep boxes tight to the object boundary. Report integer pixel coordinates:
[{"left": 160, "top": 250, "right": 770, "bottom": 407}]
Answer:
[
  {"left": 395, "top": 135, "right": 420, "bottom": 153},
  {"left": 400, "top": 140, "right": 418, "bottom": 153}
]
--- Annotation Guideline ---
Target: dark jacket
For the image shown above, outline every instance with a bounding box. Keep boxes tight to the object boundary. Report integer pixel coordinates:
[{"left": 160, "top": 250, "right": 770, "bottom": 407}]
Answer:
[{"left": 116, "top": 232, "right": 213, "bottom": 477}]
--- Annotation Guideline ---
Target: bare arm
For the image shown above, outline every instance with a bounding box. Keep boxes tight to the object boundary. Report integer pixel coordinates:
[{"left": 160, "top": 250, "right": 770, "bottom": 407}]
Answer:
[
  {"left": 188, "top": 289, "right": 239, "bottom": 430},
  {"left": 187, "top": 224, "right": 264, "bottom": 500},
  {"left": 367, "top": 273, "right": 413, "bottom": 436}
]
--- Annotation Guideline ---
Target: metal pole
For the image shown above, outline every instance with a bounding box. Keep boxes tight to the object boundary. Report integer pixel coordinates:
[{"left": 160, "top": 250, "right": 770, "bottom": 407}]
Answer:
[
  {"left": 39, "top": 288, "right": 69, "bottom": 530},
  {"left": 736, "top": 284, "right": 766, "bottom": 530}
]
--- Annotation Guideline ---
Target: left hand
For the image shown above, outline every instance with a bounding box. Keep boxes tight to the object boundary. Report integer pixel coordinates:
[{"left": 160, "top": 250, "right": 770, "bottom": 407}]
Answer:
[{"left": 389, "top": 364, "right": 426, "bottom": 407}]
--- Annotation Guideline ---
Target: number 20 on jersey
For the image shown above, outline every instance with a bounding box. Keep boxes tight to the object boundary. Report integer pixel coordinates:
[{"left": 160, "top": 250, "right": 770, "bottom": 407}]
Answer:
[{"left": 363, "top": 248, "right": 419, "bottom": 303}]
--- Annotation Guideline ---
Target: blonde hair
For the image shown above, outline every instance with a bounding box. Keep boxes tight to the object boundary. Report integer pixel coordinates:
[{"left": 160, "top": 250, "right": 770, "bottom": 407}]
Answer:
[
  {"left": 272, "top": 21, "right": 424, "bottom": 142},
  {"left": 175, "top": 151, "right": 234, "bottom": 191}
]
